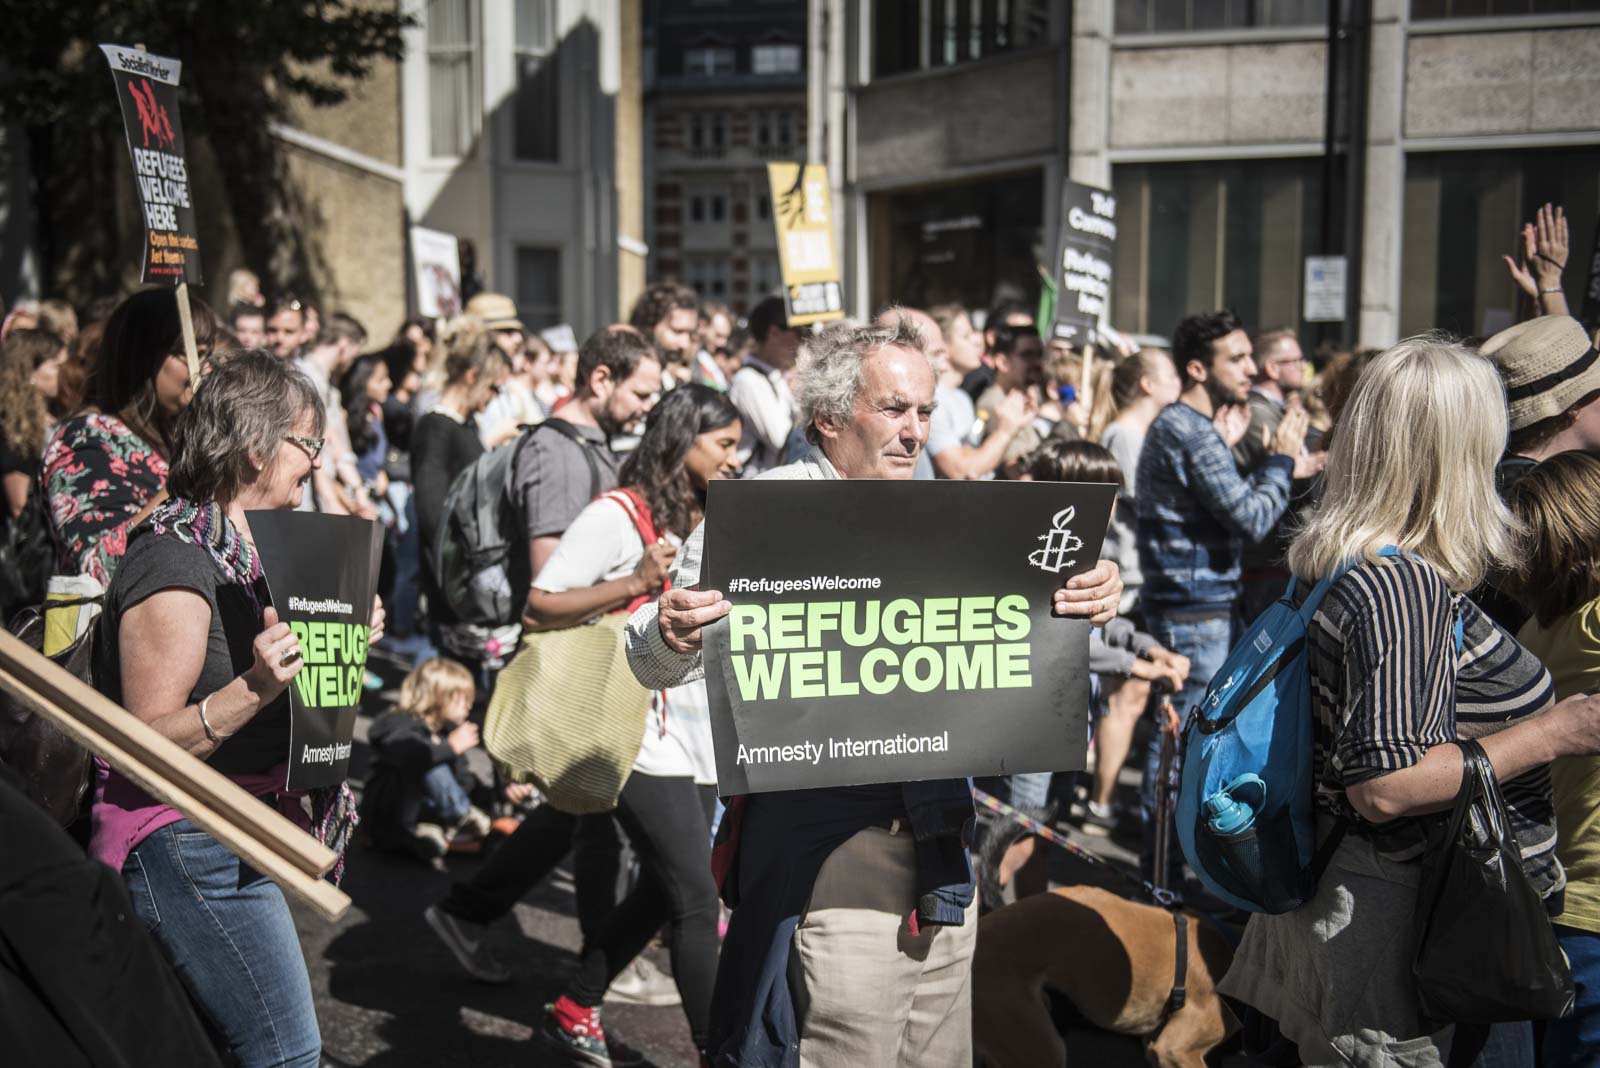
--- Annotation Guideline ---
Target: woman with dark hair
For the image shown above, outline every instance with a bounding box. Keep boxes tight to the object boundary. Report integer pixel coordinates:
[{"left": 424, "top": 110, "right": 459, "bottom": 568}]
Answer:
[
  {"left": 41, "top": 288, "right": 216, "bottom": 587},
  {"left": 523, "top": 383, "right": 741, "bottom": 1062},
  {"left": 339, "top": 352, "right": 393, "bottom": 498},
  {"left": 92, "top": 351, "right": 382, "bottom": 1068}
]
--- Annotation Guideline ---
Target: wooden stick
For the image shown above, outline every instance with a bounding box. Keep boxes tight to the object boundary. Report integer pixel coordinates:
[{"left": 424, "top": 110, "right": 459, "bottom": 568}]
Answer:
[
  {"left": 175, "top": 281, "right": 201, "bottom": 381},
  {"left": 0, "top": 630, "right": 339, "bottom": 883},
  {"left": 1078, "top": 343, "right": 1094, "bottom": 439}
]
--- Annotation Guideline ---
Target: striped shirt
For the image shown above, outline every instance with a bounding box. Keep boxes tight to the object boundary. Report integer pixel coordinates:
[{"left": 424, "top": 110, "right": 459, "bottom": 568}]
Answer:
[{"left": 1305, "top": 554, "right": 1563, "bottom": 898}]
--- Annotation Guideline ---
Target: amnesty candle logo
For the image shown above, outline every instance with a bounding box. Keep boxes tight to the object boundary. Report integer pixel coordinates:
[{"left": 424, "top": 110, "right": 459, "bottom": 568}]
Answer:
[{"left": 1028, "top": 507, "right": 1084, "bottom": 574}]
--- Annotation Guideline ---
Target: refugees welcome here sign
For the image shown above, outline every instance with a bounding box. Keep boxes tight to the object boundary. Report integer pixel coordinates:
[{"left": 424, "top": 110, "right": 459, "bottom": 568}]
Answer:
[{"left": 701, "top": 479, "right": 1117, "bottom": 795}]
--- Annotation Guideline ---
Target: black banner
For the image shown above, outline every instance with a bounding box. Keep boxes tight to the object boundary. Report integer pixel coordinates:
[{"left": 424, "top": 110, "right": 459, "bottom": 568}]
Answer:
[
  {"left": 100, "top": 44, "right": 203, "bottom": 285},
  {"left": 1051, "top": 179, "right": 1117, "bottom": 345},
  {"left": 700, "top": 479, "right": 1117, "bottom": 795},
  {"left": 248, "top": 511, "right": 383, "bottom": 790},
  {"left": 1582, "top": 215, "right": 1600, "bottom": 335}
]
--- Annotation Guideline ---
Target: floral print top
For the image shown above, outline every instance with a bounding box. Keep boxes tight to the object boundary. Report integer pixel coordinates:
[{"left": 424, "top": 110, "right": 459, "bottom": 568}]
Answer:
[{"left": 42, "top": 413, "right": 168, "bottom": 589}]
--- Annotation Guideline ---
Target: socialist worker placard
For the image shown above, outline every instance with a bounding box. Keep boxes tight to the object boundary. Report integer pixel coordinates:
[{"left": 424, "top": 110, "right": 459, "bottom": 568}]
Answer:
[
  {"left": 700, "top": 479, "right": 1117, "bottom": 795},
  {"left": 100, "top": 44, "right": 203, "bottom": 285},
  {"left": 248, "top": 512, "right": 384, "bottom": 790}
]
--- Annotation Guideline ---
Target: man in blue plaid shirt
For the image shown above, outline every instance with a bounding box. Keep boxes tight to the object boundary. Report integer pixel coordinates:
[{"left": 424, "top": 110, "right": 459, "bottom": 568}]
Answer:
[{"left": 1134, "top": 310, "right": 1324, "bottom": 885}]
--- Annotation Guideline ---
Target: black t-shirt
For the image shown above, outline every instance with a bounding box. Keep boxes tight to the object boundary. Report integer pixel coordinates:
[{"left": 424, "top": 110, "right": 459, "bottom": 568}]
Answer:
[
  {"left": 94, "top": 530, "right": 289, "bottom": 777},
  {"left": 411, "top": 411, "right": 484, "bottom": 559}
]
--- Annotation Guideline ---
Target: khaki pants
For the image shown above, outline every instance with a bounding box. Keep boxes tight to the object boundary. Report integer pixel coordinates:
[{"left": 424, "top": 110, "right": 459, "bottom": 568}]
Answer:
[{"left": 792, "top": 826, "right": 977, "bottom": 1068}]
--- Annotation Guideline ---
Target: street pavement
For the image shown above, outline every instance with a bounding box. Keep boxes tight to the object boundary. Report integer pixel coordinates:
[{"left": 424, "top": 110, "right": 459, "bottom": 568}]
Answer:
[{"left": 291, "top": 648, "right": 1231, "bottom": 1066}]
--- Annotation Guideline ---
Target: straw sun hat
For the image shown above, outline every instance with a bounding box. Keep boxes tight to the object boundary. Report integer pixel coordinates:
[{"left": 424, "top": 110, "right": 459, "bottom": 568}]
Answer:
[{"left": 1480, "top": 315, "right": 1600, "bottom": 432}]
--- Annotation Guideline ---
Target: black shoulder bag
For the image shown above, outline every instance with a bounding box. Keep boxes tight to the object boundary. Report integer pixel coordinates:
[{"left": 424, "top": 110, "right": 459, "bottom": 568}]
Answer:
[{"left": 1412, "top": 737, "right": 1574, "bottom": 1023}]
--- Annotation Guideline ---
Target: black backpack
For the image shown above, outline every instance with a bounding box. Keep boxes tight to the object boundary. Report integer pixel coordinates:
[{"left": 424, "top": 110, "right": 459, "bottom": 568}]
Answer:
[{"left": 431, "top": 419, "right": 602, "bottom": 628}]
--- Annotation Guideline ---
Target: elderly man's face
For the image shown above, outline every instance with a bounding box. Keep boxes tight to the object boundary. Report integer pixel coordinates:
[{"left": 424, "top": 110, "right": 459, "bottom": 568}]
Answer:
[{"left": 820, "top": 344, "right": 936, "bottom": 480}]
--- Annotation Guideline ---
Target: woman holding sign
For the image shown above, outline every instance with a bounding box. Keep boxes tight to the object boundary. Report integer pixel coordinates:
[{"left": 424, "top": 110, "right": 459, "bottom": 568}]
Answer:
[
  {"left": 523, "top": 383, "right": 741, "bottom": 1062},
  {"left": 90, "top": 352, "right": 383, "bottom": 1068}
]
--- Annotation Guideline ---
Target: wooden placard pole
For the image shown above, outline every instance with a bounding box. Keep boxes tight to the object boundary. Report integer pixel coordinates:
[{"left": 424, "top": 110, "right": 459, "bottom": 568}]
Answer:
[
  {"left": 176, "top": 281, "right": 202, "bottom": 382},
  {"left": 1078, "top": 343, "right": 1094, "bottom": 439},
  {"left": 0, "top": 630, "right": 349, "bottom": 922}
]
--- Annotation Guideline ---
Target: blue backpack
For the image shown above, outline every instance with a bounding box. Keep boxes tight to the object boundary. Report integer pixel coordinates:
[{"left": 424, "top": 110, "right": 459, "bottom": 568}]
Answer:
[{"left": 1176, "top": 546, "right": 1461, "bottom": 913}]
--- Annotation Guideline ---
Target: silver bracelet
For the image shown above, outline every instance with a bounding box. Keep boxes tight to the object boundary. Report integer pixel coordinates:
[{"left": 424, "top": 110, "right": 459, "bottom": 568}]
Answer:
[
  {"left": 197, "top": 694, "right": 220, "bottom": 743},
  {"left": 1540, "top": 286, "right": 1564, "bottom": 294}
]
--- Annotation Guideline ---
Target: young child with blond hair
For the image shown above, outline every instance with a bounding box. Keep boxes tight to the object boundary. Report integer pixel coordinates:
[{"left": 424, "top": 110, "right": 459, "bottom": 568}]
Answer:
[{"left": 361, "top": 657, "right": 494, "bottom": 859}]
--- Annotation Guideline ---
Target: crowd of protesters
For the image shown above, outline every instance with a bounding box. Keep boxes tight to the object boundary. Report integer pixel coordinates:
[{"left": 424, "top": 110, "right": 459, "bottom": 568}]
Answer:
[{"left": 5, "top": 196, "right": 1600, "bottom": 1068}]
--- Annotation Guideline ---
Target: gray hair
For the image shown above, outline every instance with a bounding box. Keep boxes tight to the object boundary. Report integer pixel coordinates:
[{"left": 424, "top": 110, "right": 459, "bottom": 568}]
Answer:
[
  {"left": 168, "top": 349, "right": 326, "bottom": 502},
  {"left": 796, "top": 316, "right": 931, "bottom": 444}
]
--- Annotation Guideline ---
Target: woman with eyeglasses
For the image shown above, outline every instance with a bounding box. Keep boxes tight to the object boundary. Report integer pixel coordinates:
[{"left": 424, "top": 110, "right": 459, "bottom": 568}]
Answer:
[
  {"left": 91, "top": 352, "right": 383, "bottom": 1068},
  {"left": 41, "top": 288, "right": 216, "bottom": 588}
]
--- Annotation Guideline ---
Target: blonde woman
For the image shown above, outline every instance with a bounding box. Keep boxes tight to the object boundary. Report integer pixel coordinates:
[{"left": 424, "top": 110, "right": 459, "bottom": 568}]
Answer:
[
  {"left": 1219, "top": 338, "right": 1600, "bottom": 1067},
  {"left": 1504, "top": 452, "right": 1600, "bottom": 1067},
  {"left": 0, "top": 327, "right": 67, "bottom": 519}
]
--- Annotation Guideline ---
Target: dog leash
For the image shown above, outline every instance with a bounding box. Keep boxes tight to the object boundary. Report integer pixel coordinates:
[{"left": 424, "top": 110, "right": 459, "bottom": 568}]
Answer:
[
  {"left": 973, "top": 787, "right": 1191, "bottom": 1022},
  {"left": 971, "top": 788, "right": 1181, "bottom": 910}
]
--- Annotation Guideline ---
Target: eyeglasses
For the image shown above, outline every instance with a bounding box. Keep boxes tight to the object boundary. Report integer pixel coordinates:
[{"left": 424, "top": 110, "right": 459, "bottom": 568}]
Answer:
[{"left": 285, "top": 434, "right": 325, "bottom": 461}]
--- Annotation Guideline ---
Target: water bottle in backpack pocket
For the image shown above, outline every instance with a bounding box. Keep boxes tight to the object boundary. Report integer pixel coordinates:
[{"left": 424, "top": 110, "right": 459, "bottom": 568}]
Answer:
[{"left": 1177, "top": 546, "right": 1457, "bottom": 914}]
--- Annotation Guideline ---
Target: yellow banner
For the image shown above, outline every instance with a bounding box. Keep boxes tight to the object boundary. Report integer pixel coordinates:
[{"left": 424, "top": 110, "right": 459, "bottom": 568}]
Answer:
[{"left": 767, "top": 162, "right": 845, "bottom": 326}]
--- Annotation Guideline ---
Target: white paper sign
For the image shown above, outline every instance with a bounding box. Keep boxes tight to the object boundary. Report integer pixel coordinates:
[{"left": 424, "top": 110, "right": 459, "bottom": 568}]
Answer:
[
  {"left": 1303, "top": 256, "right": 1347, "bottom": 323},
  {"left": 411, "top": 226, "right": 462, "bottom": 319}
]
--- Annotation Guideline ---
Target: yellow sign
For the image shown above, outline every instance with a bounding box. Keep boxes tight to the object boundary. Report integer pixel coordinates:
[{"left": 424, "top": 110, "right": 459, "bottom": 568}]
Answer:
[{"left": 767, "top": 162, "right": 845, "bottom": 326}]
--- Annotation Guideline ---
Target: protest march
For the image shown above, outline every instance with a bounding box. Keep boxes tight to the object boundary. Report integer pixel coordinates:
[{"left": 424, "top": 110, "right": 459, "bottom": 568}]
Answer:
[{"left": 5, "top": 6, "right": 1600, "bottom": 1068}]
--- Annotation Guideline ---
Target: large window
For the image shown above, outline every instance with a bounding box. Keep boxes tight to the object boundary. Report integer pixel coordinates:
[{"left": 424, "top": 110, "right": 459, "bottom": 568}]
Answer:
[
  {"left": 515, "top": 246, "right": 562, "bottom": 330},
  {"left": 685, "top": 258, "right": 731, "bottom": 300},
  {"left": 1115, "top": 0, "right": 1328, "bottom": 33},
  {"left": 689, "top": 111, "right": 727, "bottom": 158},
  {"left": 1112, "top": 159, "right": 1324, "bottom": 339},
  {"left": 752, "top": 43, "right": 803, "bottom": 74},
  {"left": 754, "top": 109, "right": 798, "bottom": 158},
  {"left": 1411, "top": 0, "right": 1600, "bottom": 16},
  {"left": 873, "top": 0, "right": 1052, "bottom": 79},
  {"left": 428, "top": 0, "right": 479, "bottom": 158},
  {"left": 513, "top": 0, "right": 558, "bottom": 162},
  {"left": 685, "top": 46, "right": 736, "bottom": 77},
  {"left": 1400, "top": 147, "right": 1600, "bottom": 338},
  {"left": 869, "top": 170, "right": 1044, "bottom": 311}
]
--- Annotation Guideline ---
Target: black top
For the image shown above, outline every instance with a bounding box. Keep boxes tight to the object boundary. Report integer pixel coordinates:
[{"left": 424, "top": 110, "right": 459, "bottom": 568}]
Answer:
[
  {"left": 0, "top": 424, "right": 36, "bottom": 483},
  {"left": 94, "top": 530, "right": 289, "bottom": 777},
  {"left": 411, "top": 411, "right": 484, "bottom": 559}
]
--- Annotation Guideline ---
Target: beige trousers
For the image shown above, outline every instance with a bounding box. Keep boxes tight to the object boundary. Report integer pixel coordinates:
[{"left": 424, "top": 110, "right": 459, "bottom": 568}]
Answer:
[{"left": 792, "top": 825, "right": 978, "bottom": 1068}]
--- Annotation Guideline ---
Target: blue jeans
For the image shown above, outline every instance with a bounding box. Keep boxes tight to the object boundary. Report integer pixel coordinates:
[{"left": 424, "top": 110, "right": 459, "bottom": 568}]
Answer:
[
  {"left": 1544, "top": 925, "right": 1600, "bottom": 1067},
  {"left": 1140, "top": 612, "right": 1235, "bottom": 887},
  {"left": 974, "top": 772, "right": 1053, "bottom": 814},
  {"left": 123, "top": 820, "right": 320, "bottom": 1068},
  {"left": 419, "top": 761, "right": 471, "bottom": 827}
]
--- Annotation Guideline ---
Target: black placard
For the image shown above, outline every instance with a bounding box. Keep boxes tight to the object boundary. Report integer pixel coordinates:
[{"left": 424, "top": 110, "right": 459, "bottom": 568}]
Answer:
[
  {"left": 248, "top": 511, "right": 383, "bottom": 790},
  {"left": 1051, "top": 179, "right": 1117, "bottom": 345},
  {"left": 700, "top": 479, "right": 1117, "bottom": 796},
  {"left": 100, "top": 44, "right": 203, "bottom": 285},
  {"left": 1582, "top": 215, "right": 1600, "bottom": 335}
]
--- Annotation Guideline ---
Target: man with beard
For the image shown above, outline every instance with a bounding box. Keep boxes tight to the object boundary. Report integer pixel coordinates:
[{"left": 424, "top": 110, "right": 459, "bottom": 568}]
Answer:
[
  {"left": 1133, "top": 310, "right": 1319, "bottom": 886},
  {"left": 425, "top": 325, "right": 663, "bottom": 995},
  {"left": 626, "top": 316, "right": 1124, "bottom": 1067}
]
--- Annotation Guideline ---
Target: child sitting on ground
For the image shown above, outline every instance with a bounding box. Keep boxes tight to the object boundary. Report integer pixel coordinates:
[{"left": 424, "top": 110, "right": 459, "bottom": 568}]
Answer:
[{"left": 361, "top": 657, "right": 496, "bottom": 859}]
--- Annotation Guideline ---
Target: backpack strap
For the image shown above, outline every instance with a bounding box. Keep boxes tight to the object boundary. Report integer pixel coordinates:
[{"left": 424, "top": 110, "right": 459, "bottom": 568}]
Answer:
[
  {"left": 532, "top": 417, "right": 604, "bottom": 502},
  {"left": 600, "top": 488, "right": 671, "bottom": 614}
]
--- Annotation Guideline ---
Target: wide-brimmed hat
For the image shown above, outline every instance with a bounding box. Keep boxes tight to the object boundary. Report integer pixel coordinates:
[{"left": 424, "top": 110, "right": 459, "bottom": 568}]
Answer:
[
  {"left": 464, "top": 292, "right": 525, "bottom": 332},
  {"left": 1481, "top": 315, "right": 1600, "bottom": 431}
]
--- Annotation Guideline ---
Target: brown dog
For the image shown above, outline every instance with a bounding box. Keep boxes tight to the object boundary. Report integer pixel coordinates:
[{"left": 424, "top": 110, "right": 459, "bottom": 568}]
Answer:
[{"left": 972, "top": 885, "right": 1238, "bottom": 1068}]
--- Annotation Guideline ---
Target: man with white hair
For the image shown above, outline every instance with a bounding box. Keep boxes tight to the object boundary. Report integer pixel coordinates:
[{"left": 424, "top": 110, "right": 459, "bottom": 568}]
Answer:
[{"left": 624, "top": 317, "right": 1124, "bottom": 1067}]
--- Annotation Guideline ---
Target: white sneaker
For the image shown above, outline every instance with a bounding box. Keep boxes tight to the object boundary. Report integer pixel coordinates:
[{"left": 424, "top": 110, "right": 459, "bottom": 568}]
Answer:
[{"left": 603, "top": 956, "right": 681, "bottom": 1007}]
